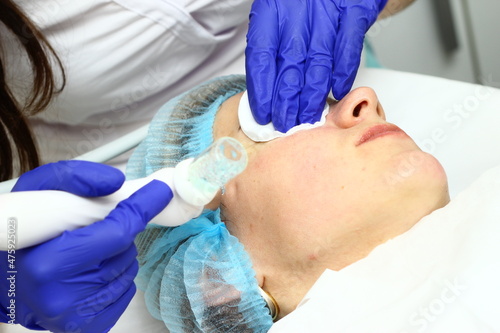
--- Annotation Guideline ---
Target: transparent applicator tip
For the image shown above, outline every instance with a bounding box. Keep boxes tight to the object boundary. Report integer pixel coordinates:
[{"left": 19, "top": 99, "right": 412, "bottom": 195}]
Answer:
[{"left": 174, "top": 137, "right": 248, "bottom": 207}]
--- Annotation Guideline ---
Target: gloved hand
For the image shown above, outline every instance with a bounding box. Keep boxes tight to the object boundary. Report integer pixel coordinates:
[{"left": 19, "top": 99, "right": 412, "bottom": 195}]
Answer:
[
  {"left": 0, "top": 160, "right": 173, "bottom": 332},
  {"left": 246, "top": 0, "right": 388, "bottom": 132}
]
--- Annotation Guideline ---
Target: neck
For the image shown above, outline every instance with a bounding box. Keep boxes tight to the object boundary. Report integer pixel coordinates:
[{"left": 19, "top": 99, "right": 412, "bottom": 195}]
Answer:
[{"left": 261, "top": 199, "right": 451, "bottom": 319}]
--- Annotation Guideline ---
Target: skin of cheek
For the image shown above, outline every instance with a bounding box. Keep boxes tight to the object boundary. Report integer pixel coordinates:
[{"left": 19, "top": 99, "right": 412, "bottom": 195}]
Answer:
[
  {"left": 226, "top": 135, "right": 350, "bottom": 263},
  {"left": 226, "top": 129, "right": 367, "bottom": 245}
]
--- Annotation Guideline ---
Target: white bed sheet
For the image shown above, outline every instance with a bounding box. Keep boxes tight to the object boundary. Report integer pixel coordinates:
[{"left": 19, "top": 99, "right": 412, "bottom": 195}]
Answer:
[{"left": 2, "top": 68, "right": 499, "bottom": 333}]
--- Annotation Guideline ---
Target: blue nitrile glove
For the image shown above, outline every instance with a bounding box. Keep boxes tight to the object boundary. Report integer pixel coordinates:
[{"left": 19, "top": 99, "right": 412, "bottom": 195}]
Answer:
[
  {"left": 246, "top": 0, "right": 388, "bottom": 132},
  {"left": 0, "top": 160, "right": 173, "bottom": 332}
]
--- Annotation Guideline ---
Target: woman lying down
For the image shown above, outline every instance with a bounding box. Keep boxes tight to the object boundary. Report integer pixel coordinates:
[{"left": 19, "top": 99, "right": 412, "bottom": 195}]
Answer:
[{"left": 126, "top": 75, "right": 500, "bottom": 332}]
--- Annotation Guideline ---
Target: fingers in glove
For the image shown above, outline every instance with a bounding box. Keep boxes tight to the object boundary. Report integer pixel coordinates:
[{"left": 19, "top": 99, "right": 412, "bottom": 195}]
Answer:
[
  {"left": 271, "top": 0, "right": 310, "bottom": 132},
  {"left": 15, "top": 180, "right": 171, "bottom": 285},
  {"left": 245, "top": 0, "right": 280, "bottom": 125},
  {"left": 79, "top": 283, "right": 137, "bottom": 333},
  {"left": 12, "top": 160, "right": 125, "bottom": 197},
  {"left": 299, "top": 0, "right": 339, "bottom": 124},
  {"left": 98, "top": 246, "right": 139, "bottom": 284},
  {"left": 53, "top": 263, "right": 138, "bottom": 333},
  {"left": 57, "top": 180, "right": 173, "bottom": 264},
  {"left": 331, "top": 4, "right": 378, "bottom": 100},
  {"left": 71, "top": 245, "right": 139, "bottom": 285}
]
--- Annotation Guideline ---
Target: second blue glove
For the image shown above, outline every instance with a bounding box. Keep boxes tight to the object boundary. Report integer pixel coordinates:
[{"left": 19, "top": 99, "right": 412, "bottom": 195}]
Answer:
[
  {"left": 1, "top": 161, "right": 173, "bottom": 332},
  {"left": 245, "top": 0, "right": 388, "bottom": 133}
]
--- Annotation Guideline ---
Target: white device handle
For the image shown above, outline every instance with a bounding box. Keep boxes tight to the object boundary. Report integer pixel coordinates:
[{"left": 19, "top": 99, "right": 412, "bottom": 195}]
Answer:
[{"left": 0, "top": 168, "right": 202, "bottom": 251}]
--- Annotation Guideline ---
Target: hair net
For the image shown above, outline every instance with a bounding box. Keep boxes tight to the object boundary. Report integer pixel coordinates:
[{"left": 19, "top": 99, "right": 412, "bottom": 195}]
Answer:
[{"left": 126, "top": 75, "right": 274, "bottom": 332}]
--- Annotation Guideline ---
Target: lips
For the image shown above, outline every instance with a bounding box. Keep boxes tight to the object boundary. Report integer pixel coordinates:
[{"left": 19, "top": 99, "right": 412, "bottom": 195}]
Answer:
[{"left": 356, "top": 123, "right": 407, "bottom": 146}]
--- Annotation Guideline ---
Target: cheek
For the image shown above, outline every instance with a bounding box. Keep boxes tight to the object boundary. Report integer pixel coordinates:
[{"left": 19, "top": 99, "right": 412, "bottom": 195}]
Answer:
[{"left": 253, "top": 144, "right": 359, "bottom": 216}]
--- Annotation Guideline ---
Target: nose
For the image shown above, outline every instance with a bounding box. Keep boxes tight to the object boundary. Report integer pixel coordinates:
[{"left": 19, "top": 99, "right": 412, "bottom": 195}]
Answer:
[{"left": 328, "top": 87, "right": 385, "bottom": 128}]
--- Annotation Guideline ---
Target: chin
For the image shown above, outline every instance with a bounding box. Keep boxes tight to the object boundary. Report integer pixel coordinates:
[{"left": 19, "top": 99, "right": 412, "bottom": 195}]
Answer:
[
  {"left": 371, "top": 150, "right": 449, "bottom": 242},
  {"left": 384, "top": 150, "right": 450, "bottom": 204}
]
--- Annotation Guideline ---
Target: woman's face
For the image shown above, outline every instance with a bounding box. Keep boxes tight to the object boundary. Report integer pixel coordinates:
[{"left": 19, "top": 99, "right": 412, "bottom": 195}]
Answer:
[{"left": 213, "top": 87, "right": 449, "bottom": 289}]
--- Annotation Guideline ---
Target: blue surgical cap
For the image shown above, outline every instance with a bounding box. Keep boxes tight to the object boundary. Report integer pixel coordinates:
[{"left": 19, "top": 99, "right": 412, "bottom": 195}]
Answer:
[{"left": 126, "top": 75, "right": 273, "bottom": 332}]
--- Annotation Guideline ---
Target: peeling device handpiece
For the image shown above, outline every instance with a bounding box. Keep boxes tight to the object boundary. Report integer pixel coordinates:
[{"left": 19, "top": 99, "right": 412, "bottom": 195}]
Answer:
[{"left": 0, "top": 137, "right": 247, "bottom": 250}]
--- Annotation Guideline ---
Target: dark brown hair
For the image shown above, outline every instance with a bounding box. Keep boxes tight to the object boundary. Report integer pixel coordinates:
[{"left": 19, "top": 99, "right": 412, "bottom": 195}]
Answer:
[{"left": 0, "top": 0, "right": 65, "bottom": 181}]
